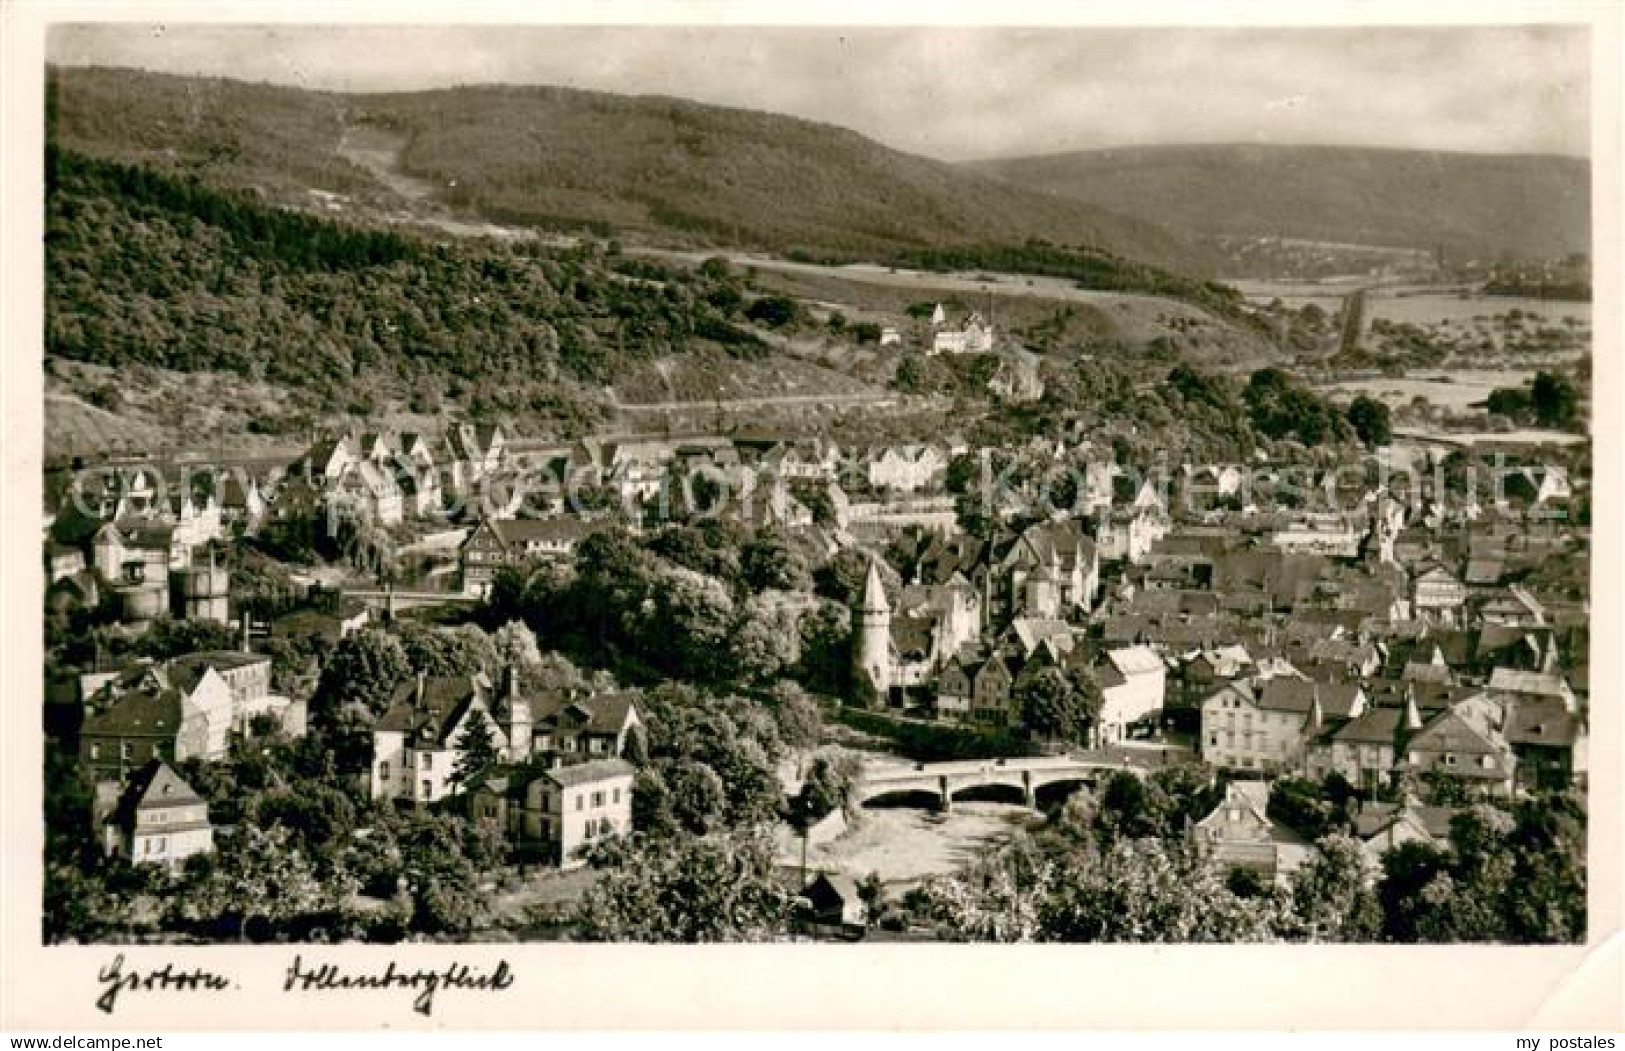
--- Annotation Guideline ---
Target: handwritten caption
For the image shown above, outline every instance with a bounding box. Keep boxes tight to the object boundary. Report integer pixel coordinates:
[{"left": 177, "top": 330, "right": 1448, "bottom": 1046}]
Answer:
[{"left": 96, "top": 953, "right": 515, "bottom": 1017}]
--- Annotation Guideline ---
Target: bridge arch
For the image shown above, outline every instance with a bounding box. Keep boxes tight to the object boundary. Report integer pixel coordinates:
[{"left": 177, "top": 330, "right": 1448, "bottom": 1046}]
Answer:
[
  {"left": 949, "top": 781, "right": 1030, "bottom": 806},
  {"left": 861, "top": 788, "right": 944, "bottom": 811},
  {"left": 1033, "top": 777, "right": 1093, "bottom": 810}
]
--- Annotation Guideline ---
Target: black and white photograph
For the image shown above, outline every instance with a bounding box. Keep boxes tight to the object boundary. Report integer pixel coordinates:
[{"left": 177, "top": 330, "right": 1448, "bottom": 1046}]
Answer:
[{"left": 4, "top": 2, "right": 1621, "bottom": 1034}]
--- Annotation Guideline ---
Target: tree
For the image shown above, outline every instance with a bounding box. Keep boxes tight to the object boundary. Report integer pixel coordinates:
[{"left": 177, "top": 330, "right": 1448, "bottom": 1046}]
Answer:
[
  {"left": 385, "top": 808, "right": 494, "bottom": 934},
  {"left": 796, "top": 598, "right": 851, "bottom": 695},
  {"left": 622, "top": 722, "right": 650, "bottom": 767},
  {"left": 1014, "top": 667, "right": 1098, "bottom": 745},
  {"left": 1268, "top": 778, "right": 1340, "bottom": 841},
  {"left": 744, "top": 295, "right": 799, "bottom": 329},
  {"left": 1486, "top": 386, "right": 1532, "bottom": 420},
  {"left": 698, "top": 256, "right": 733, "bottom": 281},
  {"left": 397, "top": 621, "right": 493, "bottom": 678},
  {"left": 729, "top": 596, "right": 802, "bottom": 684},
  {"left": 314, "top": 629, "right": 410, "bottom": 719},
  {"left": 490, "top": 619, "right": 542, "bottom": 670},
  {"left": 175, "top": 824, "right": 355, "bottom": 941},
  {"left": 665, "top": 762, "right": 728, "bottom": 835},
  {"left": 448, "top": 709, "right": 499, "bottom": 795},
  {"left": 740, "top": 530, "right": 811, "bottom": 593},
  {"left": 134, "top": 617, "right": 237, "bottom": 662},
  {"left": 765, "top": 681, "right": 823, "bottom": 750},
  {"left": 893, "top": 352, "right": 929, "bottom": 394},
  {"left": 575, "top": 830, "right": 791, "bottom": 941},
  {"left": 1530, "top": 370, "right": 1580, "bottom": 428},
  {"left": 795, "top": 750, "right": 859, "bottom": 824},
  {"left": 1347, "top": 395, "right": 1393, "bottom": 448},
  {"left": 1287, "top": 833, "right": 1381, "bottom": 941}
]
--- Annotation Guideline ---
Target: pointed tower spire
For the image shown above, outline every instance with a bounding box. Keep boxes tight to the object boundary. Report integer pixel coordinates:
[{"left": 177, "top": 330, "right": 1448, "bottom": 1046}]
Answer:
[
  {"left": 861, "top": 557, "right": 890, "bottom": 615},
  {"left": 1402, "top": 683, "right": 1423, "bottom": 732}
]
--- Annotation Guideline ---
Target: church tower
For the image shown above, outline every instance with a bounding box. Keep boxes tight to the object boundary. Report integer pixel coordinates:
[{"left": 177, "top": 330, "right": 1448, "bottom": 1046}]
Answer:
[
  {"left": 852, "top": 558, "right": 892, "bottom": 703},
  {"left": 1364, "top": 491, "right": 1401, "bottom": 568}
]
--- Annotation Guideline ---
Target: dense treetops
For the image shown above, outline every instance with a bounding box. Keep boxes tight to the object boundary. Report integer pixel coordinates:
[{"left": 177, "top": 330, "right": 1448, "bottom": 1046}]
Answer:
[{"left": 45, "top": 148, "right": 785, "bottom": 431}]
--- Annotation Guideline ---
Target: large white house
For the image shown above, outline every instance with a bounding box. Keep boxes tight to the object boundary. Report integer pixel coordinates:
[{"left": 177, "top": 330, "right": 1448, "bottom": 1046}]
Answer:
[{"left": 1095, "top": 644, "right": 1167, "bottom": 743}]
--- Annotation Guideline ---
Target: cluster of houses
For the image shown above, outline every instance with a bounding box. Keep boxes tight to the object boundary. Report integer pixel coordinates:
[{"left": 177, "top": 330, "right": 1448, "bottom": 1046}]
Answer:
[
  {"left": 48, "top": 406, "right": 1587, "bottom": 897},
  {"left": 71, "top": 635, "right": 647, "bottom": 871},
  {"left": 839, "top": 442, "right": 1587, "bottom": 815},
  {"left": 368, "top": 666, "right": 644, "bottom": 866},
  {"left": 453, "top": 431, "right": 969, "bottom": 594},
  {"left": 75, "top": 643, "right": 294, "bottom": 869}
]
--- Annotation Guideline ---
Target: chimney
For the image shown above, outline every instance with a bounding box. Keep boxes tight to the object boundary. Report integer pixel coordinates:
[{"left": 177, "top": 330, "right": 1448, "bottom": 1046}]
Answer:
[{"left": 504, "top": 663, "right": 519, "bottom": 699}]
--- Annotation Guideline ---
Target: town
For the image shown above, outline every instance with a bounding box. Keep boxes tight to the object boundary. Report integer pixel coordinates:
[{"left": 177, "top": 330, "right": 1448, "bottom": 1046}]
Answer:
[
  {"left": 36, "top": 45, "right": 1591, "bottom": 949},
  {"left": 43, "top": 366, "right": 1590, "bottom": 941}
]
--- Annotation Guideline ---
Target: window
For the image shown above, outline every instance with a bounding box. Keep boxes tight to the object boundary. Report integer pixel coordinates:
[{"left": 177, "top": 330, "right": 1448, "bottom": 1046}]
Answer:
[
  {"left": 419, "top": 752, "right": 431, "bottom": 770},
  {"left": 591, "top": 791, "right": 605, "bottom": 808},
  {"left": 1444, "top": 753, "right": 1457, "bottom": 767},
  {"left": 380, "top": 762, "right": 390, "bottom": 782},
  {"left": 576, "top": 794, "right": 584, "bottom": 812},
  {"left": 612, "top": 788, "right": 621, "bottom": 805},
  {"left": 421, "top": 779, "right": 431, "bottom": 799},
  {"left": 90, "top": 743, "right": 101, "bottom": 760},
  {"left": 154, "top": 837, "right": 166, "bottom": 854},
  {"left": 121, "top": 742, "right": 133, "bottom": 760}
]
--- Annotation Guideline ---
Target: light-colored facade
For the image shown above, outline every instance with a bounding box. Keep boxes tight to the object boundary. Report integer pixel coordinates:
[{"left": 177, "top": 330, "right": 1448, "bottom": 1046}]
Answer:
[
  {"left": 102, "top": 760, "right": 214, "bottom": 870},
  {"left": 1097, "top": 645, "right": 1166, "bottom": 743}
]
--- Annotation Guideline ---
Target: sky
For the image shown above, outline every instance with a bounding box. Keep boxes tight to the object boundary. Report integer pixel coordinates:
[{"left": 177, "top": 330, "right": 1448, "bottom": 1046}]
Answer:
[{"left": 46, "top": 23, "right": 1591, "bottom": 161}]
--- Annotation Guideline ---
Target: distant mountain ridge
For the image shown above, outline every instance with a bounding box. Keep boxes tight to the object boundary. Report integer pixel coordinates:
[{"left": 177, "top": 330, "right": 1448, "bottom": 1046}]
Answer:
[
  {"left": 46, "top": 65, "right": 1212, "bottom": 274},
  {"left": 965, "top": 143, "right": 1589, "bottom": 263}
]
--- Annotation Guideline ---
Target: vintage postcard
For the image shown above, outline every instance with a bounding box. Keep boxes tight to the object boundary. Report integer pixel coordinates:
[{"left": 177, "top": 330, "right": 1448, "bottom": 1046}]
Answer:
[{"left": 2, "top": 0, "right": 1621, "bottom": 1033}]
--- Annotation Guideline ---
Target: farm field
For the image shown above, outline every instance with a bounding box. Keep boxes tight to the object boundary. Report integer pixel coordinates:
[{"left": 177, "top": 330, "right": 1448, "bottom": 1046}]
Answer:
[
  {"left": 1320, "top": 369, "right": 1532, "bottom": 412},
  {"left": 1364, "top": 292, "right": 1590, "bottom": 328}
]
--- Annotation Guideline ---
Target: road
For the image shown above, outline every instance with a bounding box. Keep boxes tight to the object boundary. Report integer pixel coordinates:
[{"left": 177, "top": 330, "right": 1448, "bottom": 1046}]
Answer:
[{"left": 612, "top": 390, "right": 913, "bottom": 412}]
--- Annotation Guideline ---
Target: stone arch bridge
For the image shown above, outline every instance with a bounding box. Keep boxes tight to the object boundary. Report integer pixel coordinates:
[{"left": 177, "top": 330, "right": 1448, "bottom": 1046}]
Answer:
[{"left": 857, "top": 752, "right": 1154, "bottom": 811}]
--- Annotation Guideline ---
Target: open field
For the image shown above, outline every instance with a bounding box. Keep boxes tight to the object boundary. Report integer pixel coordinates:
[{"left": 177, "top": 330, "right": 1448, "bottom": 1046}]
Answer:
[
  {"left": 1364, "top": 292, "right": 1590, "bottom": 328},
  {"left": 1319, "top": 370, "right": 1533, "bottom": 412}
]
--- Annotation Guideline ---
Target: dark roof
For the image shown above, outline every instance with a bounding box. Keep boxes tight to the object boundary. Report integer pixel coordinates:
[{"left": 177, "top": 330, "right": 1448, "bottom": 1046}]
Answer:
[
  {"left": 1355, "top": 802, "right": 1459, "bottom": 840},
  {"left": 484, "top": 517, "right": 593, "bottom": 546},
  {"left": 1504, "top": 701, "right": 1583, "bottom": 749},
  {"left": 108, "top": 759, "right": 208, "bottom": 831},
  {"left": 1409, "top": 709, "right": 1503, "bottom": 758},
  {"left": 1332, "top": 707, "right": 1403, "bottom": 745},
  {"left": 890, "top": 614, "right": 937, "bottom": 660},
  {"left": 83, "top": 689, "right": 183, "bottom": 738},
  {"left": 531, "top": 691, "right": 639, "bottom": 736},
  {"left": 375, "top": 675, "right": 485, "bottom": 745},
  {"left": 1257, "top": 678, "right": 1319, "bottom": 715},
  {"left": 544, "top": 757, "right": 635, "bottom": 788}
]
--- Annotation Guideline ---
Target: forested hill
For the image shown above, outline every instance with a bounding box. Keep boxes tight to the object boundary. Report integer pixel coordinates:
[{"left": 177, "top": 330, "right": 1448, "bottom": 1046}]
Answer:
[
  {"left": 966, "top": 144, "right": 1590, "bottom": 262},
  {"left": 44, "top": 146, "right": 791, "bottom": 431},
  {"left": 47, "top": 65, "right": 1212, "bottom": 274}
]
